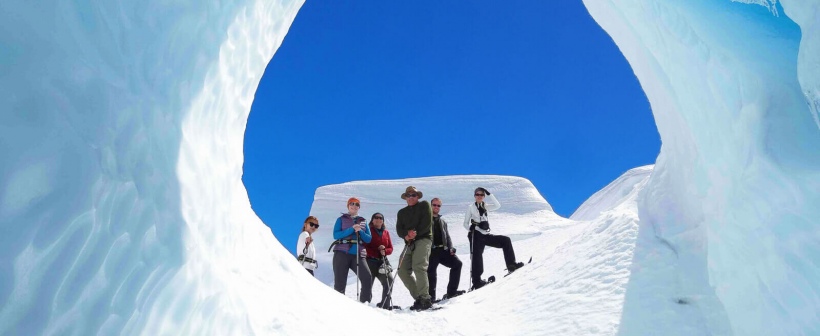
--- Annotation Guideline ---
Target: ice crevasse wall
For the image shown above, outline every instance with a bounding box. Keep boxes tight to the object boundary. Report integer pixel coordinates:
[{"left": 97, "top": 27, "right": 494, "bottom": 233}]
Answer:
[
  {"left": 583, "top": 0, "right": 820, "bottom": 334},
  {"left": 0, "top": 0, "right": 818, "bottom": 335}
]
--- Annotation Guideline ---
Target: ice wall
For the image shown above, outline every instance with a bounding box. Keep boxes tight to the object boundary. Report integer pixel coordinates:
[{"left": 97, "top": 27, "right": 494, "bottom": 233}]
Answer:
[
  {"left": 2, "top": 0, "right": 819, "bottom": 334},
  {"left": 583, "top": 0, "right": 820, "bottom": 334},
  {"left": 0, "top": 1, "right": 303, "bottom": 334}
]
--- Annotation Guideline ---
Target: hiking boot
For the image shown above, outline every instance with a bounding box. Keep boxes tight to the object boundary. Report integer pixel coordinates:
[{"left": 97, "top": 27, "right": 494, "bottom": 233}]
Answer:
[
  {"left": 472, "top": 279, "right": 488, "bottom": 290},
  {"left": 409, "top": 299, "right": 421, "bottom": 310},
  {"left": 417, "top": 297, "right": 433, "bottom": 310},
  {"left": 443, "top": 290, "right": 465, "bottom": 300},
  {"left": 507, "top": 262, "right": 525, "bottom": 273}
]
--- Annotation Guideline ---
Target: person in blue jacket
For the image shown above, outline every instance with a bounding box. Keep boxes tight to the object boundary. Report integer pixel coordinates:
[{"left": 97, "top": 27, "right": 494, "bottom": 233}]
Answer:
[{"left": 331, "top": 197, "right": 373, "bottom": 302}]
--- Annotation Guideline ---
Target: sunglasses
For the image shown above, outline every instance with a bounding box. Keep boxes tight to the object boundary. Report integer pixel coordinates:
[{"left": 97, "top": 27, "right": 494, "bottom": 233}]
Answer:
[
  {"left": 406, "top": 193, "right": 418, "bottom": 198},
  {"left": 374, "top": 216, "right": 384, "bottom": 220},
  {"left": 309, "top": 222, "right": 319, "bottom": 228},
  {"left": 474, "top": 193, "right": 486, "bottom": 197},
  {"left": 349, "top": 202, "right": 360, "bottom": 207},
  {"left": 431, "top": 204, "right": 442, "bottom": 208}
]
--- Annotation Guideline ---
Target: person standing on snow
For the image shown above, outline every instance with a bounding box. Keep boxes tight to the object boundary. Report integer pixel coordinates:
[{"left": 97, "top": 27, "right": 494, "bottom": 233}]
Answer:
[
  {"left": 464, "top": 187, "right": 525, "bottom": 290},
  {"left": 331, "top": 197, "right": 373, "bottom": 303},
  {"left": 428, "top": 197, "right": 465, "bottom": 301},
  {"left": 363, "top": 212, "right": 395, "bottom": 308},
  {"left": 395, "top": 186, "right": 434, "bottom": 310},
  {"left": 296, "top": 216, "right": 320, "bottom": 276}
]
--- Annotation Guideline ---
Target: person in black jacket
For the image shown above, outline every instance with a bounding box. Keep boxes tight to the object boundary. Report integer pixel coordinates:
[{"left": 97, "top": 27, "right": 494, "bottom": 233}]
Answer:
[{"left": 428, "top": 197, "right": 464, "bottom": 301}]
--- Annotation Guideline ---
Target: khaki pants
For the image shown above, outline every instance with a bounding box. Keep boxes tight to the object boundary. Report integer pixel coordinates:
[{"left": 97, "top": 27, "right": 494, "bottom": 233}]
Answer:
[{"left": 398, "top": 237, "right": 432, "bottom": 300}]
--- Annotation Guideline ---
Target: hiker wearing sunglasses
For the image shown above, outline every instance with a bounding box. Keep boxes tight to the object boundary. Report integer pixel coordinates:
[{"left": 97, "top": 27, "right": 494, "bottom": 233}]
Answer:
[
  {"left": 464, "top": 187, "right": 525, "bottom": 290},
  {"left": 363, "top": 212, "right": 395, "bottom": 308},
  {"left": 428, "top": 198, "right": 464, "bottom": 301},
  {"left": 395, "top": 186, "right": 434, "bottom": 310},
  {"left": 297, "top": 216, "right": 320, "bottom": 276},
  {"left": 331, "top": 197, "right": 373, "bottom": 303}
]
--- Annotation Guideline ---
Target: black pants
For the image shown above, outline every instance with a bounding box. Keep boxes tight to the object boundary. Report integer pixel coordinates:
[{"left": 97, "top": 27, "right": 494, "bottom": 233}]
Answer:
[
  {"left": 366, "top": 258, "right": 394, "bottom": 306},
  {"left": 468, "top": 231, "right": 516, "bottom": 287},
  {"left": 427, "top": 247, "right": 462, "bottom": 300}
]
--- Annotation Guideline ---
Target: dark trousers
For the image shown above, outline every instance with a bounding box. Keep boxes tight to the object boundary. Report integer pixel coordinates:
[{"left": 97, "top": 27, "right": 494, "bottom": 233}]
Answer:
[
  {"left": 366, "top": 258, "right": 394, "bottom": 306},
  {"left": 427, "top": 247, "right": 463, "bottom": 299},
  {"left": 468, "top": 231, "right": 516, "bottom": 287},
  {"left": 332, "top": 251, "right": 373, "bottom": 303}
]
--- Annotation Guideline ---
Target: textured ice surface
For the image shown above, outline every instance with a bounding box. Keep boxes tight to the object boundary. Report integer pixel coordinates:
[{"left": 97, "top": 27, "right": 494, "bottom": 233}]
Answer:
[
  {"left": 1, "top": 0, "right": 819, "bottom": 334},
  {"left": 584, "top": 0, "right": 820, "bottom": 334},
  {"left": 0, "top": 0, "right": 304, "bottom": 334}
]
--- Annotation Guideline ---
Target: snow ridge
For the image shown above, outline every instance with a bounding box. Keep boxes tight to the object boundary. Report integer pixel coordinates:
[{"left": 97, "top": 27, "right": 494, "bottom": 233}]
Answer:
[{"left": 570, "top": 165, "right": 653, "bottom": 221}]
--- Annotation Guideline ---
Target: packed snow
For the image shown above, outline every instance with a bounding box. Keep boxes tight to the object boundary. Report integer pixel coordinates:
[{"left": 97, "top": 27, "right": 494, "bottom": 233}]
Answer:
[
  {"left": 1, "top": 0, "right": 818, "bottom": 334},
  {"left": 304, "top": 173, "right": 653, "bottom": 334}
]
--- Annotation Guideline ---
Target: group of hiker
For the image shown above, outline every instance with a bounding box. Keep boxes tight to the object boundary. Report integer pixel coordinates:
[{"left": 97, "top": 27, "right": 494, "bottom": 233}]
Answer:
[{"left": 295, "top": 185, "right": 526, "bottom": 311}]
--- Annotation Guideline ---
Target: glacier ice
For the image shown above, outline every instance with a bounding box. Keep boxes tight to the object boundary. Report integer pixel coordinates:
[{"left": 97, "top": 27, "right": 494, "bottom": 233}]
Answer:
[
  {"left": 1, "top": 0, "right": 304, "bottom": 334},
  {"left": 585, "top": 0, "right": 820, "bottom": 334},
  {"left": 1, "top": 0, "right": 818, "bottom": 334}
]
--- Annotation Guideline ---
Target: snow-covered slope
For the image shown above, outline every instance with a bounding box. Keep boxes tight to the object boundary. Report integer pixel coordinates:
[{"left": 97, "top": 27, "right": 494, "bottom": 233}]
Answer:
[
  {"left": 306, "top": 175, "right": 560, "bottom": 303},
  {"left": 1, "top": 0, "right": 819, "bottom": 334},
  {"left": 570, "top": 165, "right": 653, "bottom": 221}
]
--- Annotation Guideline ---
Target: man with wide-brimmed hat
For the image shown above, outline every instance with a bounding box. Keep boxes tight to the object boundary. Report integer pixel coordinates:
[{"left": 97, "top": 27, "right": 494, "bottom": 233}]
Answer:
[{"left": 395, "top": 186, "right": 434, "bottom": 310}]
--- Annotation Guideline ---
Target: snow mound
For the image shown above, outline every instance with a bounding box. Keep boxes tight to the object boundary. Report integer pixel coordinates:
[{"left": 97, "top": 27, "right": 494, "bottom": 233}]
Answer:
[{"left": 570, "top": 165, "right": 653, "bottom": 221}]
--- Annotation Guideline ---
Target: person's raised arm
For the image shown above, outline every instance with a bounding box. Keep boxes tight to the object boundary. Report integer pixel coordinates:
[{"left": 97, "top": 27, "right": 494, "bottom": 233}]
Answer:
[{"left": 485, "top": 193, "right": 501, "bottom": 212}]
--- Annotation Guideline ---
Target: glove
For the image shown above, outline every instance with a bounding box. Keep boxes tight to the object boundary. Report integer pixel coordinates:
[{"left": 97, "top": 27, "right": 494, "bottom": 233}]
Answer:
[
  {"left": 479, "top": 187, "right": 491, "bottom": 196},
  {"left": 478, "top": 221, "right": 490, "bottom": 231}
]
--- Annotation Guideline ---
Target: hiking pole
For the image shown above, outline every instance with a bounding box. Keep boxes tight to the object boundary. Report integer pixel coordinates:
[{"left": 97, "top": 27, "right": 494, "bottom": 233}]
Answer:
[
  {"left": 380, "top": 253, "right": 390, "bottom": 307},
  {"left": 384, "top": 244, "right": 409, "bottom": 309},
  {"left": 469, "top": 228, "right": 474, "bottom": 291},
  {"left": 356, "top": 231, "right": 360, "bottom": 302}
]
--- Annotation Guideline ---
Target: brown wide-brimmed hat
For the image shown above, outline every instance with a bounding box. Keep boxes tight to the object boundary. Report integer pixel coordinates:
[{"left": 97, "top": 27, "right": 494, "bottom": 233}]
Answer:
[{"left": 400, "top": 186, "right": 424, "bottom": 200}]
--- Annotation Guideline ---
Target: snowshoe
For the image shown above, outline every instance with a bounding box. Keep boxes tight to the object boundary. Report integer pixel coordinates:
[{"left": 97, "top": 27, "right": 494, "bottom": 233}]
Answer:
[
  {"left": 407, "top": 297, "right": 433, "bottom": 311},
  {"left": 442, "top": 290, "right": 465, "bottom": 300},
  {"left": 504, "top": 257, "right": 532, "bottom": 277},
  {"left": 470, "top": 276, "right": 496, "bottom": 291}
]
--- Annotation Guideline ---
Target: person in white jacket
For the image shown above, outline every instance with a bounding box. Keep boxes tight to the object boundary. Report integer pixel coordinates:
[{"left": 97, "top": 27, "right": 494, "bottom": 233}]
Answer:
[
  {"left": 463, "top": 187, "right": 524, "bottom": 289},
  {"left": 297, "top": 216, "right": 320, "bottom": 276}
]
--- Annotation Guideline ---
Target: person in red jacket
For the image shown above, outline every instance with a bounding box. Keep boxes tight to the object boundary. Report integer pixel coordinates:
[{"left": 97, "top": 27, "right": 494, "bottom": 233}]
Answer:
[{"left": 364, "top": 212, "right": 395, "bottom": 308}]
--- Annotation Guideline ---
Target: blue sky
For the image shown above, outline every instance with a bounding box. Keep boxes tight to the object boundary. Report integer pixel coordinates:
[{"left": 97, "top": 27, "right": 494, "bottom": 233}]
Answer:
[{"left": 244, "top": 2, "right": 660, "bottom": 254}]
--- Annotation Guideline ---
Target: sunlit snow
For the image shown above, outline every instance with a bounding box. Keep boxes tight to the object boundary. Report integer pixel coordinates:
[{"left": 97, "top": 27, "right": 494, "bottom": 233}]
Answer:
[{"left": 1, "top": 0, "right": 818, "bottom": 334}]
